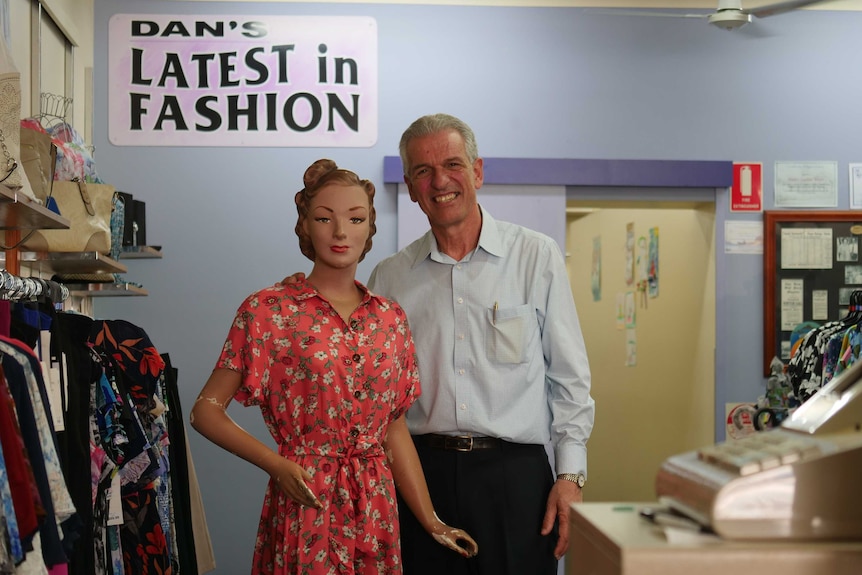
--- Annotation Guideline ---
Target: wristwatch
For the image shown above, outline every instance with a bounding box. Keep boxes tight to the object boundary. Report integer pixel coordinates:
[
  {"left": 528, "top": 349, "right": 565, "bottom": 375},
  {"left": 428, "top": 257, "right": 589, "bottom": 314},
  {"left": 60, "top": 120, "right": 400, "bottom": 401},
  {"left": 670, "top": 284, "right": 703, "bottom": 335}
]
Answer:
[{"left": 558, "top": 473, "right": 586, "bottom": 488}]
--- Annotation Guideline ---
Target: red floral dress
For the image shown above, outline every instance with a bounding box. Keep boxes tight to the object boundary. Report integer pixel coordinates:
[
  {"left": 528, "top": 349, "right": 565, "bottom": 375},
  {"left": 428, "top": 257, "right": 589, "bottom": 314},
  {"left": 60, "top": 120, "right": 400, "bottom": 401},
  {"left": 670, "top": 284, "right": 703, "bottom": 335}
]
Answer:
[{"left": 216, "top": 278, "right": 420, "bottom": 574}]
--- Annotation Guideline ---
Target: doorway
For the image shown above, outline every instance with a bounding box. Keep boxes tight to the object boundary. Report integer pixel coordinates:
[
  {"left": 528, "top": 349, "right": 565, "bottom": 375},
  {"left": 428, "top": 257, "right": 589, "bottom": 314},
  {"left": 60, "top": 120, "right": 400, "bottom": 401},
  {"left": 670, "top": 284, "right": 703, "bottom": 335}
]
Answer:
[{"left": 566, "top": 199, "right": 716, "bottom": 502}]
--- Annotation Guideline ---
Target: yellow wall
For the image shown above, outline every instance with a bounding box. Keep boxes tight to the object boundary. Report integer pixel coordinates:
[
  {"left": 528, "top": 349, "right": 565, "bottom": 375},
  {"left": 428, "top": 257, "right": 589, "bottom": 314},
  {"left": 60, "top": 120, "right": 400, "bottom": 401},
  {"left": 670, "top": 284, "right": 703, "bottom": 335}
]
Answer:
[{"left": 567, "top": 201, "right": 716, "bottom": 501}]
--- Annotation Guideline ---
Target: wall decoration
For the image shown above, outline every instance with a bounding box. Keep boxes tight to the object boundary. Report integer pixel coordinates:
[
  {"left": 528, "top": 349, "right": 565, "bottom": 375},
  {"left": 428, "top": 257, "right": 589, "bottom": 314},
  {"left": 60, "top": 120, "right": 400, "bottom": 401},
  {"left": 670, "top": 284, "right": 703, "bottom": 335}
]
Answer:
[{"left": 763, "top": 210, "right": 862, "bottom": 374}]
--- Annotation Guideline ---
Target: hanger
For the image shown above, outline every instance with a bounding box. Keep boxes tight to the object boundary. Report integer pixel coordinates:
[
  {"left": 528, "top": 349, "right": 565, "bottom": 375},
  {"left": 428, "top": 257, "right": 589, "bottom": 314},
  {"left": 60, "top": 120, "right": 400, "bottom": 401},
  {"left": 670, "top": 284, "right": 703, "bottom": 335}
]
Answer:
[
  {"left": 839, "top": 289, "right": 862, "bottom": 325},
  {"left": 0, "top": 269, "right": 68, "bottom": 302}
]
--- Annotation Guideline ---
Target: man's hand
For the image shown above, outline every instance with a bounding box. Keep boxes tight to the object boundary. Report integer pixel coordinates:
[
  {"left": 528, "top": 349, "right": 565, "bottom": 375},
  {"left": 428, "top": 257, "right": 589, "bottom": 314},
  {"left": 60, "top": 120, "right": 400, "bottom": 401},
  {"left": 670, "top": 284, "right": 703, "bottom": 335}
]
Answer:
[
  {"left": 281, "top": 272, "right": 306, "bottom": 285},
  {"left": 540, "top": 478, "right": 583, "bottom": 560}
]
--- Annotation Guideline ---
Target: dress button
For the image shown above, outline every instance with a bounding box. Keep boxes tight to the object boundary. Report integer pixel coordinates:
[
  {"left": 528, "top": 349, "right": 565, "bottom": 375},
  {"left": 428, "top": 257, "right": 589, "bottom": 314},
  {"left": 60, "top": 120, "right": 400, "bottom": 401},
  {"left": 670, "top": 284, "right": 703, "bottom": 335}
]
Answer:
[
  {"left": 351, "top": 320, "right": 359, "bottom": 330},
  {"left": 354, "top": 390, "right": 362, "bottom": 399},
  {"left": 350, "top": 428, "right": 359, "bottom": 437},
  {"left": 352, "top": 354, "right": 361, "bottom": 362}
]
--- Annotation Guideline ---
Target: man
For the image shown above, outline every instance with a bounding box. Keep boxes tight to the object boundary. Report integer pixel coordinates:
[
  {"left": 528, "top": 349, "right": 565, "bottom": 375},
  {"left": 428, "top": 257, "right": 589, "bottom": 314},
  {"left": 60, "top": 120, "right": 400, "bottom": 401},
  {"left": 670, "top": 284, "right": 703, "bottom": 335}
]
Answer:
[{"left": 367, "top": 113, "right": 594, "bottom": 574}]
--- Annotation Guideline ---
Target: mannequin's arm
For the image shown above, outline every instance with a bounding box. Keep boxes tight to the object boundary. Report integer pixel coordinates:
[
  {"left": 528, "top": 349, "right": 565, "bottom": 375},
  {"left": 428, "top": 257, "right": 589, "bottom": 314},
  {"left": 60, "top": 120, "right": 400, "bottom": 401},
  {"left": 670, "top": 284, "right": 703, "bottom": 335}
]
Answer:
[
  {"left": 190, "top": 368, "right": 321, "bottom": 509},
  {"left": 384, "top": 416, "right": 478, "bottom": 557}
]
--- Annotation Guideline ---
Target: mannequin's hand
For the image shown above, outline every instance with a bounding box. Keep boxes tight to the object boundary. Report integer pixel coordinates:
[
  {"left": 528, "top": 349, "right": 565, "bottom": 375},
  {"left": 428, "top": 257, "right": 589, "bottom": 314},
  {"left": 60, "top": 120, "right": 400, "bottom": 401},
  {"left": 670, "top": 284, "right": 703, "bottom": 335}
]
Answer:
[
  {"left": 270, "top": 457, "right": 323, "bottom": 510},
  {"left": 281, "top": 272, "right": 306, "bottom": 285},
  {"left": 429, "top": 521, "right": 478, "bottom": 558}
]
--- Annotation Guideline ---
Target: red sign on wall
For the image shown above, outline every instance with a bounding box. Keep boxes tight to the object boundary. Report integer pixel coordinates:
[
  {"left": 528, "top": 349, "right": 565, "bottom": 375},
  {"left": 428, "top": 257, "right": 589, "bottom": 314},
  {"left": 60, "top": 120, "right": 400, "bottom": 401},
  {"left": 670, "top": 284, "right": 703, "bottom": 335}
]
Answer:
[{"left": 730, "top": 162, "right": 763, "bottom": 212}]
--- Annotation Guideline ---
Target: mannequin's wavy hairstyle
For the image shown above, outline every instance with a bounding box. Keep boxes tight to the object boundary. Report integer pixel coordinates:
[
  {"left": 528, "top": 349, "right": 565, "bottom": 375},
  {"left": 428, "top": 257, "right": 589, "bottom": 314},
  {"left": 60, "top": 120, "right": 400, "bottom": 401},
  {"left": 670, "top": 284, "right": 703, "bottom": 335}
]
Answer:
[{"left": 294, "top": 159, "right": 377, "bottom": 262}]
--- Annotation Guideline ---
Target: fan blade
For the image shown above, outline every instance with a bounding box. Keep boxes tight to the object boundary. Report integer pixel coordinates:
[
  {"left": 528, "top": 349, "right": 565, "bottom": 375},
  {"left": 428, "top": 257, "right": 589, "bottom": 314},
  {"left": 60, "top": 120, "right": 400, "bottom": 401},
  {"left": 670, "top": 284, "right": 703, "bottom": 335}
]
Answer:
[
  {"left": 584, "top": 9, "right": 708, "bottom": 20},
  {"left": 746, "top": 0, "right": 833, "bottom": 18}
]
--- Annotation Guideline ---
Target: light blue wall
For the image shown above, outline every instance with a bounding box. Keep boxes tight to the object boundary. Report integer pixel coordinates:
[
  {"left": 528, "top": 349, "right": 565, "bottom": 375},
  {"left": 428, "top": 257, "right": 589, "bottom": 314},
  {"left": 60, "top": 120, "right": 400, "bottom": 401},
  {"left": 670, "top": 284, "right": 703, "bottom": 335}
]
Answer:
[{"left": 92, "top": 2, "right": 862, "bottom": 571}]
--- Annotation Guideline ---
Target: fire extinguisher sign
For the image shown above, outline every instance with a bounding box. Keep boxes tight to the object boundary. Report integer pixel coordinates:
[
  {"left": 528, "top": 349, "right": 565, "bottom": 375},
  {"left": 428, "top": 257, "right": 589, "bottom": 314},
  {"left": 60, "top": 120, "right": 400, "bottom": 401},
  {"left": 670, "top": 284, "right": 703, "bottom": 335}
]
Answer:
[{"left": 731, "top": 162, "right": 763, "bottom": 212}]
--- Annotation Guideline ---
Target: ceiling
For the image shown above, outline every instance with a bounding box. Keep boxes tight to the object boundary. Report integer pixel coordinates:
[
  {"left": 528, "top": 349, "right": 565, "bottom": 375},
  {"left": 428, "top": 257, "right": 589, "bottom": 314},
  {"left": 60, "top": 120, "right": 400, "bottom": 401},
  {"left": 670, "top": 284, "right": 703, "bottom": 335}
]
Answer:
[{"left": 163, "top": 0, "right": 862, "bottom": 9}]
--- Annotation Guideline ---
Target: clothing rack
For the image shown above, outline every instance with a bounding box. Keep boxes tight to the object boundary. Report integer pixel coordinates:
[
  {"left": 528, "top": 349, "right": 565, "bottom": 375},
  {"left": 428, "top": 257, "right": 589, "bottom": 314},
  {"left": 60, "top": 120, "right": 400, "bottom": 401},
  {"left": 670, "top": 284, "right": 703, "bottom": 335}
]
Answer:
[{"left": 0, "top": 268, "right": 69, "bottom": 302}]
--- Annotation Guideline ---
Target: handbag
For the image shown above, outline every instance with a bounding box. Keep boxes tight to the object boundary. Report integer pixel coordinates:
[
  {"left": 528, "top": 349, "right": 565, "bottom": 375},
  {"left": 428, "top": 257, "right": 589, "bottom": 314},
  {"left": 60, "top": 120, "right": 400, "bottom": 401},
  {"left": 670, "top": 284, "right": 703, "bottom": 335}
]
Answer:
[
  {"left": 22, "top": 179, "right": 114, "bottom": 253},
  {"left": 0, "top": 30, "right": 38, "bottom": 202},
  {"left": 20, "top": 123, "right": 57, "bottom": 203}
]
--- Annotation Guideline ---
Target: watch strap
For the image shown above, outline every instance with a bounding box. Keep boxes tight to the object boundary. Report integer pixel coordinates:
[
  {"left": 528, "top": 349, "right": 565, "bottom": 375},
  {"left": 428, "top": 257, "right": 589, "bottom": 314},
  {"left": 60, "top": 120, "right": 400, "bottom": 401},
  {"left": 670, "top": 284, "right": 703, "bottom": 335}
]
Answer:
[{"left": 557, "top": 472, "right": 586, "bottom": 488}]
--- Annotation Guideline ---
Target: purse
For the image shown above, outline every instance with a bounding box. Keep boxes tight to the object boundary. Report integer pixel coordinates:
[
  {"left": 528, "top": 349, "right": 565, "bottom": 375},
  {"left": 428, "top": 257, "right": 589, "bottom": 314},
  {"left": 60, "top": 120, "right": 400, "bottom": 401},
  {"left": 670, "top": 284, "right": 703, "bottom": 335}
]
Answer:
[
  {"left": 22, "top": 179, "right": 114, "bottom": 253},
  {"left": 20, "top": 123, "right": 57, "bottom": 203},
  {"left": 0, "top": 31, "right": 38, "bottom": 202}
]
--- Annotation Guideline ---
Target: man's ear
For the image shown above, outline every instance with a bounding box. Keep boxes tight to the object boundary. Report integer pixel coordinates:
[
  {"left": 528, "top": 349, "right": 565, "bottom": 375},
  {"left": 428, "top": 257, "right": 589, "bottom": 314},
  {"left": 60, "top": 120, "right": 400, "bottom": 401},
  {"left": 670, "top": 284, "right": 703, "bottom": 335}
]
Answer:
[
  {"left": 405, "top": 175, "right": 419, "bottom": 203},
  {"left": 472, "top": 157, "right": 484, "bottom": 190}
]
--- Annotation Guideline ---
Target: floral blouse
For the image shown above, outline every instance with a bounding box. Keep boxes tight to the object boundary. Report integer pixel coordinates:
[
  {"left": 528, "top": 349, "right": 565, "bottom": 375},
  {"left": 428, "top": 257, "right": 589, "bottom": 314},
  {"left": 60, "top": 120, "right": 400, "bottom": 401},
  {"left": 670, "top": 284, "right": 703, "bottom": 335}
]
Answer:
[{"left": 217, "top": 278, "right": 420, "bottom": 574}]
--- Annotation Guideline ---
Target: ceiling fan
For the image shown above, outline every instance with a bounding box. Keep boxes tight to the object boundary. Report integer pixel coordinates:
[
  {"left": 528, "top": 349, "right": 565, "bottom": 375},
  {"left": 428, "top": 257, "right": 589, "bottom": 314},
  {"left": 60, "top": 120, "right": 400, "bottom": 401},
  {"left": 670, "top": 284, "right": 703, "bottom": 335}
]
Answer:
[{"left": 595, "top": 0, "right": 836, "bottom": 31}]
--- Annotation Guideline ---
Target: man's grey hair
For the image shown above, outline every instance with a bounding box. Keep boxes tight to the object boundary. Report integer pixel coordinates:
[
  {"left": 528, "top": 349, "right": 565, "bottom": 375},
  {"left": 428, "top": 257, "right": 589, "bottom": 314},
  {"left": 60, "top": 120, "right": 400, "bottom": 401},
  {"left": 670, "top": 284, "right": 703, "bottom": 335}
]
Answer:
[{"left": 399, "top": 113, "right": 479, "bottom": 176}]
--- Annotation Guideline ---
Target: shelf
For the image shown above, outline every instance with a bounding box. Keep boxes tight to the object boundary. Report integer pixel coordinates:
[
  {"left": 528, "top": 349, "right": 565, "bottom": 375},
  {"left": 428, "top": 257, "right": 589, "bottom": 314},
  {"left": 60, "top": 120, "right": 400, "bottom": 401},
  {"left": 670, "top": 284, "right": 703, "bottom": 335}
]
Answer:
[
  {"left": 0, "top": 251, "right": 127, "bottom": 275},
  {"left": 119, "top": 245, "right": 163, "bottom": 259},
  {"left": 66, "top": 282, "right": 148, "bottom": 297},
  {"left": 0, "top": 187, "right": 70, "bottom": 230}
]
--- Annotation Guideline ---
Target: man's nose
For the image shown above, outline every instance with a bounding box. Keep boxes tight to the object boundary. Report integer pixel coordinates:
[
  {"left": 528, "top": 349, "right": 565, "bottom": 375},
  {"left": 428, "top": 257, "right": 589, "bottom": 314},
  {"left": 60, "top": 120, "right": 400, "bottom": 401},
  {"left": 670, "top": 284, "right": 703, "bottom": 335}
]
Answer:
[{"left": 431, "top": 168, "right": 449, "bottom": 188}]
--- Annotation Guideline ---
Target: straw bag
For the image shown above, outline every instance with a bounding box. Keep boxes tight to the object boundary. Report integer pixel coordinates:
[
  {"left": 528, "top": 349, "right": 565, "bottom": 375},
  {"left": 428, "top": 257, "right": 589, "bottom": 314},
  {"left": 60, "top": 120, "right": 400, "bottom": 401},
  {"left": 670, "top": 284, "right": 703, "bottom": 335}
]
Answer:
[
  {"left": 0, "top": 29, "right": 38, "bottom": 202},
  {"left": 22, "top": 180, "right": 114, "bottom": 253}
]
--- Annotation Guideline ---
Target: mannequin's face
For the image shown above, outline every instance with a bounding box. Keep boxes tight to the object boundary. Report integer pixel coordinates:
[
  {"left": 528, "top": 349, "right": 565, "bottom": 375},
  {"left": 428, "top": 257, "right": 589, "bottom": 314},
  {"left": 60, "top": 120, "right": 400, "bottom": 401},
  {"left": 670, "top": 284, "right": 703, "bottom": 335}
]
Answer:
[{"left": 303, "top": 183, "right": 371, "bottom": 270}]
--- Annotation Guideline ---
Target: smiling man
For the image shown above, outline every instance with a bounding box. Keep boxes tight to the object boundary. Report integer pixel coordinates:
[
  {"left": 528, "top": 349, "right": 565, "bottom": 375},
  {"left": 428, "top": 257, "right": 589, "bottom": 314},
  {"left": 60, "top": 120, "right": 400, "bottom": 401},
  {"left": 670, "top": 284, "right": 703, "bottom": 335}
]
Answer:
[{"left": 367, "top": 113, "right": 595, "bottom": 575}]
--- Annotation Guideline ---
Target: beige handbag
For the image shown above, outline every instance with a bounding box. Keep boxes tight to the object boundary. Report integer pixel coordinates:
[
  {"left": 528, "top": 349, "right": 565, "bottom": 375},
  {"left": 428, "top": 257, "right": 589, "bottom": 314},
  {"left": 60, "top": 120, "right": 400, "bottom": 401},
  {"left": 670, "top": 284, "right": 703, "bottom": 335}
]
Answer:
[
  {"left": 0, "top": 29, "right": 38, "bottom": 202},
  {"left": 22, "top": 180, "right": 114, "bottom": 253},
  {"left": 20, "top": 125, "right": 57, "bottom": 203}
]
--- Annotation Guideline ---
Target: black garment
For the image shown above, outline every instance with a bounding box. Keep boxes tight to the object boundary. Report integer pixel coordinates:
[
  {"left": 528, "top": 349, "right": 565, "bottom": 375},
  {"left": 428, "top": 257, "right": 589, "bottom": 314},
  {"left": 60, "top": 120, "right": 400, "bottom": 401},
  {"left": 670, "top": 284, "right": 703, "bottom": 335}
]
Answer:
[
  {"left": 51, "top": 312, "right": 100, "bottom": 575},
  {"left": 398, "top": 436, "right": 557, "bottom": 575},
  {"left": 162, "top": 353, "right": 199, "bottom": 575}
]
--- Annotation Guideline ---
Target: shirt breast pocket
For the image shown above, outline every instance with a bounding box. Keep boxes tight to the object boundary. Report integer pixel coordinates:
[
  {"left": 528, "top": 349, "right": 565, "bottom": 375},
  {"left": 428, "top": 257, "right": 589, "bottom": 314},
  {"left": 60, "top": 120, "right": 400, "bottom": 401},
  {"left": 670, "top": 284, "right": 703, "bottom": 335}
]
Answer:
[{"left": 486, "top": 304, "right": 533, "bottom": 364}]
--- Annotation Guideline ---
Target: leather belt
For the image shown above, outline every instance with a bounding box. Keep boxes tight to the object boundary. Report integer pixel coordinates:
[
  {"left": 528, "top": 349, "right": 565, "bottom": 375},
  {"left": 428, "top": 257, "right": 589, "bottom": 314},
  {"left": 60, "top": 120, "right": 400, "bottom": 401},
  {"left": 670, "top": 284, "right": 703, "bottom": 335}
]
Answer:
[{"left": 418, "top": 434, "right": 502, "bottom": 452}]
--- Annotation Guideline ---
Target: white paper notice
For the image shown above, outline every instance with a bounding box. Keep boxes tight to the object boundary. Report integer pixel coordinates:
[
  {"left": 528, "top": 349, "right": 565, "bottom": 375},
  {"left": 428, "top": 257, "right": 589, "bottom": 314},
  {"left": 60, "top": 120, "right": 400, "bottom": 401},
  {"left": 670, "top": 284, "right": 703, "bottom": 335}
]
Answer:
[
  {"left": 774, "top": 161, "right": 838, "bottom": 208},
  {"left": 781, "top": 279, "right": 804, "bottom": 331},
  {"left": 725, "top": 221, "right": 763, "bottom": 254},
  {"left": 780, "top": 228, "right": 833, "bottom": 269},
  {"left": 851, "top": 164, "right": 862, "bottom": 210},
  {"left": 812, "top": 290, "right": 829, "bottom": 320}
]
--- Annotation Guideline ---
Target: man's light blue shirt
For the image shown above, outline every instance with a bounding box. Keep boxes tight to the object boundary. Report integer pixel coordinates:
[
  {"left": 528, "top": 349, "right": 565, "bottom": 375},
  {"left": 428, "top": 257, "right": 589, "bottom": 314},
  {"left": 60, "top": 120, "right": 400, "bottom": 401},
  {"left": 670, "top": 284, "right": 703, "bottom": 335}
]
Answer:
[{"left": 368, "top": 207, "right": 594, "bottom": 476}]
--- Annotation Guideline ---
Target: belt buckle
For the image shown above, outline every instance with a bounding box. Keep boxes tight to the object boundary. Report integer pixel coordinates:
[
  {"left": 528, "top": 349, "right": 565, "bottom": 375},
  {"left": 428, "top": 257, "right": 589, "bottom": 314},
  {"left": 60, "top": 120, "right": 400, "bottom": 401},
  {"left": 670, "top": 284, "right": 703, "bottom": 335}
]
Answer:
[{"left": 450, "top": 435, "right": 473, "bottom": 452}]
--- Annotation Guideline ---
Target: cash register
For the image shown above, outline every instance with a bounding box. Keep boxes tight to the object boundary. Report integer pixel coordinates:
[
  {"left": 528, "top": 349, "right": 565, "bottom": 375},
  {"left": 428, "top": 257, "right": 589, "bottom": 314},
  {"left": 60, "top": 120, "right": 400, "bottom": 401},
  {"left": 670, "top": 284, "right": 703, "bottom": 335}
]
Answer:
[{"left": 655, "top": 358, "right": 862, "bottom": 540}]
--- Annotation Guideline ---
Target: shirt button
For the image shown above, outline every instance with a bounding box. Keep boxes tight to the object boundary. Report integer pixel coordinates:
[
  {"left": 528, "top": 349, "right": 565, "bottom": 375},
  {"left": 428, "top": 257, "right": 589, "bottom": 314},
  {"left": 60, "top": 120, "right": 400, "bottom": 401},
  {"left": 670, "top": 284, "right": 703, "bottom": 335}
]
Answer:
[
  {"left": 457, "top": 297, "right": 463, "bottom": 304},
  {"left": 352, "top": 354, "right": 361, "bottom": 362},
  {"left": 459, "top": 369, "right": 465, "bottom": 375},
  {"left": 458, "top": 334, "right": 465, "bottom": 340},
  {"left": 460, "top": 403, "right": 467, "bottom": 410}
]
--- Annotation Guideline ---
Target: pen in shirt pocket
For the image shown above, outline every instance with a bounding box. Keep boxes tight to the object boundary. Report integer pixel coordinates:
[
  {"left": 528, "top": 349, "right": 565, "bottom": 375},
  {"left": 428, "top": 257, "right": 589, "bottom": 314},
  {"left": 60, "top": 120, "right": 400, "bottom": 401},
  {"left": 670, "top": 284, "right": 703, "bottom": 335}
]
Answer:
[{"left": 493, "top": 301, "right": 498, "bottom": 325}]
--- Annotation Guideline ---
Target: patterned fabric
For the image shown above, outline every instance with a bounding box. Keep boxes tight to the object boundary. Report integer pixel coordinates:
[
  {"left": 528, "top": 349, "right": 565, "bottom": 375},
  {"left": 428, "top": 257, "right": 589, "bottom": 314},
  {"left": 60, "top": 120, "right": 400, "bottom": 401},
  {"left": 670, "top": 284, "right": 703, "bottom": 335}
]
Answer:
[
  {"left": 45, "top": 122, "right": 103, "bottom": 184},
  {"left": 0, "top": 423, "right": 23, "bottom": 564},
  {"left": 786, "top": 321, "right": 846, "bottom": 402},
  {"left": 217, "top": 278, "right": 420, "bottom": 574},
  {"left": 0, "top": 337, "right": 77, "bottom": 570},
  {"left": 0, "top": 365, "right": 44, "bottom": 545},
  {"left": 88, "top": 321, "right": 171, "bottom": 575}
]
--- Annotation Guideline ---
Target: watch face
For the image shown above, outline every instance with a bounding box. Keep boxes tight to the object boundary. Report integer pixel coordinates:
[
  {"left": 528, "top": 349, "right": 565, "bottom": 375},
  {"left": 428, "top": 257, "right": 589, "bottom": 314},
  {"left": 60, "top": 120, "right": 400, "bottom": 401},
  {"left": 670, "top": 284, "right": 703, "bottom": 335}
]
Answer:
[{"left": 576, "top": 474, "right": 586, "bottom": 488}]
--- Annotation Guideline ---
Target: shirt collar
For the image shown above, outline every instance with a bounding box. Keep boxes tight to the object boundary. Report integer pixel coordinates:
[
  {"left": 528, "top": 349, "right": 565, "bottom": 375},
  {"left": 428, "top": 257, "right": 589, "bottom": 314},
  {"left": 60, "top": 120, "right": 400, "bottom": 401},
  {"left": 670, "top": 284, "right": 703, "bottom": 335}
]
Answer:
[
  {"left": 291, "top": 276, "right": 380, "bottom": 306},
  {"left": 408, "top": 205, "right": 505, "bottom": 268}
]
